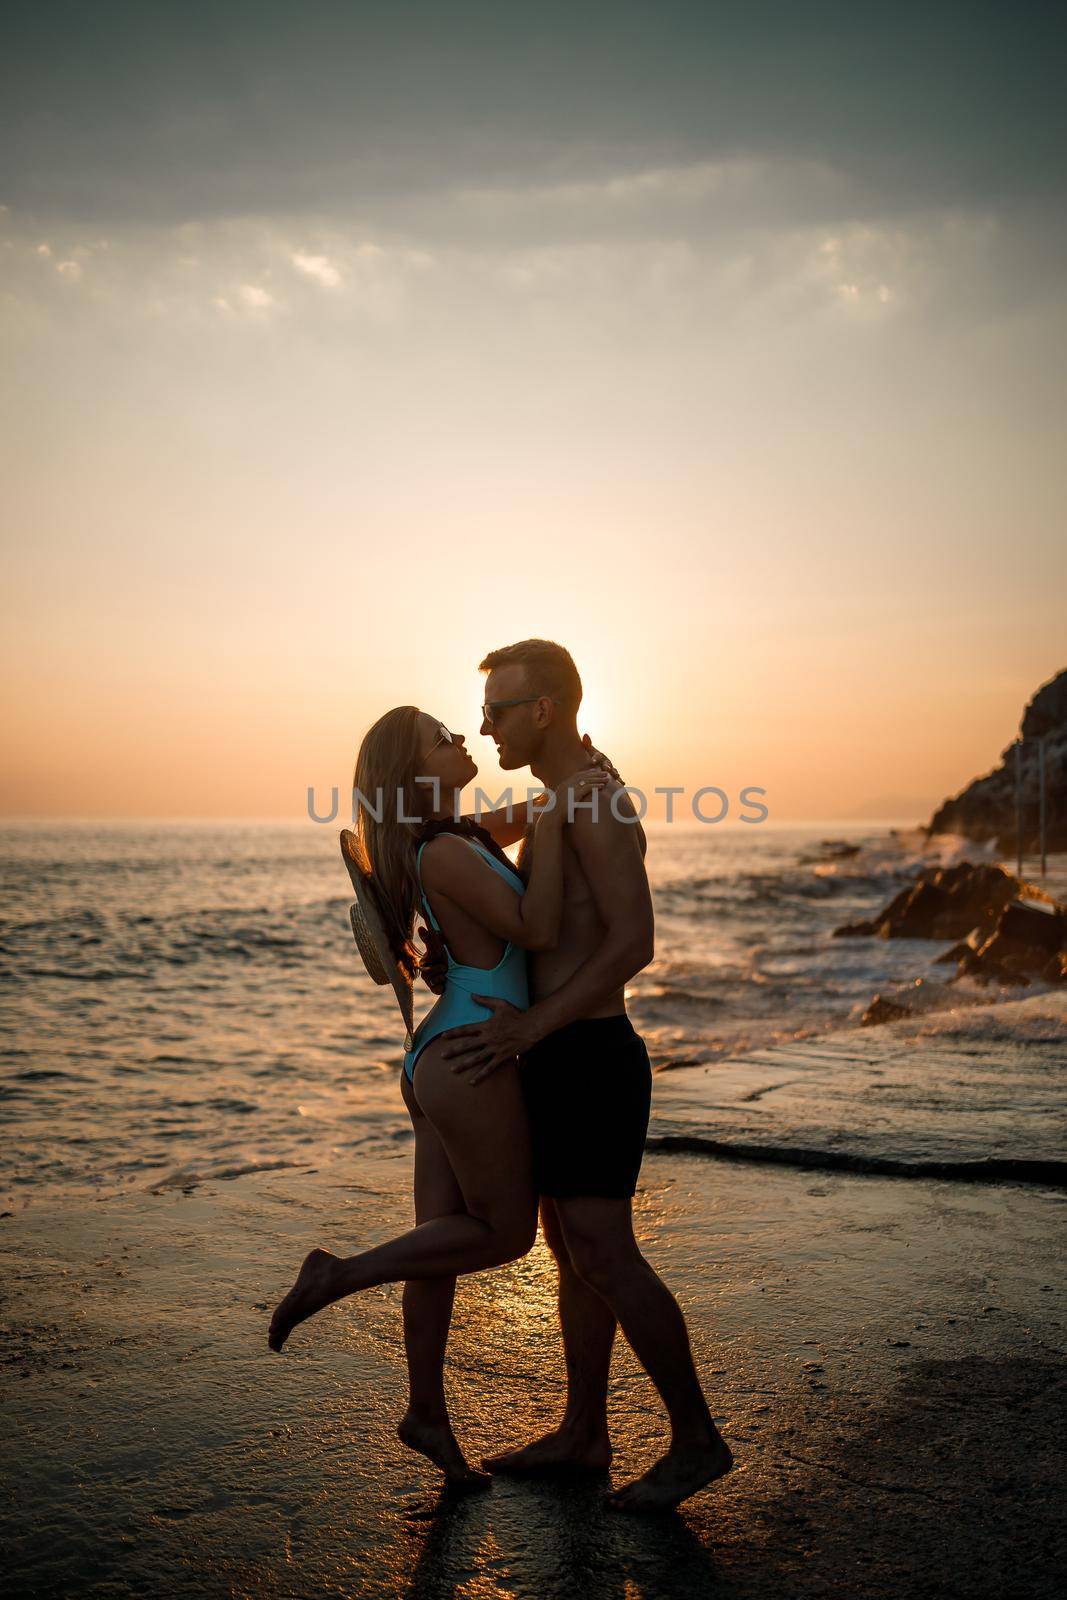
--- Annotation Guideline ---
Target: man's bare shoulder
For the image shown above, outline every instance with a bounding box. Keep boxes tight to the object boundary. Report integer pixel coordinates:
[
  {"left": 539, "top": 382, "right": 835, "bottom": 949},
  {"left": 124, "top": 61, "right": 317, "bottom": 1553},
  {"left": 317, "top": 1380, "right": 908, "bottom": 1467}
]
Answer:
[
  {"left": 600, "top": 777, "right": 641, "bottom": 821},
  {"left": 568, "top": 782, "right": 645, "bottom": 857}
]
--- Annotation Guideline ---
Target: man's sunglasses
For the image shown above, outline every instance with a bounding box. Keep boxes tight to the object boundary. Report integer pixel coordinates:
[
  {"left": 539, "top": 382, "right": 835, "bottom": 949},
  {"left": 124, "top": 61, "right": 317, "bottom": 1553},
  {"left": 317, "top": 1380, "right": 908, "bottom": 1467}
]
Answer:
[{"left": 481, "top": 696, "right": 558, "bottom": 727}]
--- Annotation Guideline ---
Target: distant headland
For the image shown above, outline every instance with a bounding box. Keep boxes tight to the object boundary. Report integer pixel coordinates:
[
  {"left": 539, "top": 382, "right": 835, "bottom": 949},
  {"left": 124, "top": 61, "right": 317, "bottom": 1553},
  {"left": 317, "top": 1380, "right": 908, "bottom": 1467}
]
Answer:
[{"left": 926, "top": 667, "right": 1066, "bottom": 854}]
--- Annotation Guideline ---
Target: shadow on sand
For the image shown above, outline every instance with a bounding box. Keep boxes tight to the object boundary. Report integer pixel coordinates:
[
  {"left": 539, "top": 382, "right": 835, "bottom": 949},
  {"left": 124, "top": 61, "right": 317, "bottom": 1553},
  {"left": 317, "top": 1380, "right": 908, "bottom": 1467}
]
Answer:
[{"left": 399, "top": 1472, "right": 733, "bottom": 1600}]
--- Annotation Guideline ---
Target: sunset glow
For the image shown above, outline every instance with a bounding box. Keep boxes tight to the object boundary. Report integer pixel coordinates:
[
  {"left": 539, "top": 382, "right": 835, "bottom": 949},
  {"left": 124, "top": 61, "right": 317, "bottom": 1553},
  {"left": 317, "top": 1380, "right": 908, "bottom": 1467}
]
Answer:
[{"left": 1, "top": 6, "right": 1063, "bottom": 824}]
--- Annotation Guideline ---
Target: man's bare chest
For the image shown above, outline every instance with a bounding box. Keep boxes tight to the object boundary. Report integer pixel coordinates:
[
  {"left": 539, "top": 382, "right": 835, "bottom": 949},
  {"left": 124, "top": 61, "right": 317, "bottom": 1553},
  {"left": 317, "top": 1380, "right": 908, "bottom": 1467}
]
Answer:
[{"left": 518, "top": 825, "right": 595, "bottom": 908}]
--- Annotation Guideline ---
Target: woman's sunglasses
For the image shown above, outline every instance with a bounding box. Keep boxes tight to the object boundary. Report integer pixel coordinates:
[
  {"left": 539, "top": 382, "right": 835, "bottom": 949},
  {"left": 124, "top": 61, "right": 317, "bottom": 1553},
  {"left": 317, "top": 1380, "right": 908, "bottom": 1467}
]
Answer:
[{"left": 422, "top": 721, "right": 454, "bottom": 759}]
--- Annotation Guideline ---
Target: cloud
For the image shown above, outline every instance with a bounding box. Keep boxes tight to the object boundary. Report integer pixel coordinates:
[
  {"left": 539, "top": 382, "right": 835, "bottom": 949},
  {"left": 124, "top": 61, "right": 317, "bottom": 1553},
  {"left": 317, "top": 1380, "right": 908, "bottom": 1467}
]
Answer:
[
  {"left": 2, "top": 3, "right": 1064, "bottom": 233},
  {"left": 0, "top": 211, "right": 437, "bottom": 334},
  {"left": 292, "top": 251, "right": 341, "bottom": 289},
  {"left": 0, "top": 174, "right": 1060, "bottom": 355},
  {"left": 411, "top": 156, "right": 854, "bottom": 254}
]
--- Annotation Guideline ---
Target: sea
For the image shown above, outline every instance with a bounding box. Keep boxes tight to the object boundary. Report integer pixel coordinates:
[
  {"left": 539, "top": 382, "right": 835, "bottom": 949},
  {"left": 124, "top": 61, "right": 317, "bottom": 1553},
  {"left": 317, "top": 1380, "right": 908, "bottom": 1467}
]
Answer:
[{"left": 0, "top": 818, "right": 1032, "bottom": 1214}]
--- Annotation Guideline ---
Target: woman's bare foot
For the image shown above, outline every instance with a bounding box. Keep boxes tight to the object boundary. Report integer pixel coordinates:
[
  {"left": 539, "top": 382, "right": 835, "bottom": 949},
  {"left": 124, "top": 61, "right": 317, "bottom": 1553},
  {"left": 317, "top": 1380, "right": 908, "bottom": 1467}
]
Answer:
[
  {"left": 482, "top": 1424, "right": 613, "bottom": 1476},
  {"left": 267, "top": 1248, "right": 341, "bottom": 1351},
  {"left": 398, "top": 1409, "right": 491, "bottom": 1492},
  {"left": 606, "top": 1434, "right": 733, "bottom": 1514}
]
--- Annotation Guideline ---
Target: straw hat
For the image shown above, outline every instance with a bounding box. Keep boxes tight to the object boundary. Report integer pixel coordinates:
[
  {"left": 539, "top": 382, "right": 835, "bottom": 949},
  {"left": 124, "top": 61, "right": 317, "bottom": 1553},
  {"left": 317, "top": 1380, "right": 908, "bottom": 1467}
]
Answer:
[{"left": 339, "top": 828, "right": 415, "bottom": 1051}]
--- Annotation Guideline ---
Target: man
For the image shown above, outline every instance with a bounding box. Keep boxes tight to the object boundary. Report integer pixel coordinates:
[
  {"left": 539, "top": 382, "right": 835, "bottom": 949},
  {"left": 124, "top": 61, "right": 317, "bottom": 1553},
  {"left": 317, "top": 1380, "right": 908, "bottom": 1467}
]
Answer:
[{"left": 430, "top": 638, "right": 732, "bottom": 1514}]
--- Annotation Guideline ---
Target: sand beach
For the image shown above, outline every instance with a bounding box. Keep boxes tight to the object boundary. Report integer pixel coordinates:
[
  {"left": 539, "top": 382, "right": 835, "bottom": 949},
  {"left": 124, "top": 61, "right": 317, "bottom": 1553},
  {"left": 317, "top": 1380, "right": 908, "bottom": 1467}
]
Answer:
[{"left": 4, "top": 992, "right": 1065, "bottom": 1599}]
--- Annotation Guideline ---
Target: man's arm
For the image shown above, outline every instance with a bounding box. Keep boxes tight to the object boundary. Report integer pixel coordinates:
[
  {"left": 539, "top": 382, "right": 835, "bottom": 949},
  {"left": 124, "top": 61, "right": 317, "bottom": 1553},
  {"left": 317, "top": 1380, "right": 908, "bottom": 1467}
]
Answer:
[
  {"left": 522, "top": 795, "right": 653, "bottom": 1040},
  {"left": 464, "top": 735, "right": 631, "bottom": 851},
  {"left": 466, "top": 800, "right": 534, "bottom": 849},
  {"left": 440, "top": 792, "right": 654, "bottom": 1080}
]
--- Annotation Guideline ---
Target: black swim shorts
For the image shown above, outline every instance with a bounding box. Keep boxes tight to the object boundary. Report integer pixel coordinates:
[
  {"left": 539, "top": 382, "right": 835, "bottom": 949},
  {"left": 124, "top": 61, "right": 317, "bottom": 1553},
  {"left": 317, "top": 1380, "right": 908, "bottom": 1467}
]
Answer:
[{"left": 519, "top": 1015, "right": 652, "bottom": 1199}]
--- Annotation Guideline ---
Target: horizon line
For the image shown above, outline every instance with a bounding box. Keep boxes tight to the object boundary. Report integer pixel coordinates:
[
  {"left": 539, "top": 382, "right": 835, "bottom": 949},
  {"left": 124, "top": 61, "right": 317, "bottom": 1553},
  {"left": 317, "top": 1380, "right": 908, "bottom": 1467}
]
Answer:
[{"left": 0, "top": 813, "right": 930, "bottom": 829}]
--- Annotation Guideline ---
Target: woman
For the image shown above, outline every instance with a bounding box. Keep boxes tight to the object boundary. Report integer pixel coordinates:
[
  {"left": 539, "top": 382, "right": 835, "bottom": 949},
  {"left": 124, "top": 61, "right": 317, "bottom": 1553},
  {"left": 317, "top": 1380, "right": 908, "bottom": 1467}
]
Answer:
[{"left": 268, "top": 705, "right": 607, "bottom": 1490}]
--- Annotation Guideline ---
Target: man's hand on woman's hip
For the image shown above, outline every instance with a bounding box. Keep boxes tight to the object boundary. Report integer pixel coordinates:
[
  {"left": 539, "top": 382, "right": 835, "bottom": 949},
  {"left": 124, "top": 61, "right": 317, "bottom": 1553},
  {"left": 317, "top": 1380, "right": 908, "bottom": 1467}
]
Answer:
[{"left": 439, "top": 997, "right": 539, "bottom": 1085}]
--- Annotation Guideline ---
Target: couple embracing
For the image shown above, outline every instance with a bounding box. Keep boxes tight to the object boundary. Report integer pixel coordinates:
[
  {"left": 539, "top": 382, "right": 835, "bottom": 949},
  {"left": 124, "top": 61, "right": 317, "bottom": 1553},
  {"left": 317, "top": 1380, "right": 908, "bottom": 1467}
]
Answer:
[{"left": 269, "top": 638, "right": 732, "bottom": 1514}]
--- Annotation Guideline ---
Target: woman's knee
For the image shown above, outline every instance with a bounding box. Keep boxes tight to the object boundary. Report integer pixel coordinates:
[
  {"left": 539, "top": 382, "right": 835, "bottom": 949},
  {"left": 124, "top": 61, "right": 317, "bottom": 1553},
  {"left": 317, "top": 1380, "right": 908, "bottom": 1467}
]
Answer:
[{"left": 484, "top": 1206, "right": 537, "bottom": 1267}]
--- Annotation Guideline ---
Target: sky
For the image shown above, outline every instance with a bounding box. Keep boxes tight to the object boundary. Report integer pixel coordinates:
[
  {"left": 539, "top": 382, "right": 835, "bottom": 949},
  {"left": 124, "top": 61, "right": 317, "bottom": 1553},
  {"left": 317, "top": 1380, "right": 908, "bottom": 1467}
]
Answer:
[{"left": 2, "top": 1, "right": 1065, "bottom": 822}]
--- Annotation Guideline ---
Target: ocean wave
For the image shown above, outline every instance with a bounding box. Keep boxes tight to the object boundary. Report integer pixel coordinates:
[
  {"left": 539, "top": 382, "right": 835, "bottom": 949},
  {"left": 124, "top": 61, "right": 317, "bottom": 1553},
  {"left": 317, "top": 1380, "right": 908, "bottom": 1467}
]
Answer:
[
  {"left": 645, "top": 1134, "right": 1067, "bottom": 1190},
  {"left": 12, "top": 1068, "right": 84, "bottom": 1082},
  {"left": 0, "top": 901, "right": 342, "bottom": 984},
  {"left": 655, "top": 870, "right": 898, "bottom": 914},
  {"left": 8, "top": 820, "right": 1051, "bottom": 1212},
  {"left": 632, "top": 984, "right": 725, "bottom": 1012}
]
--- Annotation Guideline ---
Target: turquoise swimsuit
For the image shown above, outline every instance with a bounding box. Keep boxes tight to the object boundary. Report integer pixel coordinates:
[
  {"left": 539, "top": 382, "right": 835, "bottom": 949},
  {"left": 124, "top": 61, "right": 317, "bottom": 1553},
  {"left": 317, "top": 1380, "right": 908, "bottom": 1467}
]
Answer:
[{"left": 403, "top": 837, "right": 530, "bottom": 1082}]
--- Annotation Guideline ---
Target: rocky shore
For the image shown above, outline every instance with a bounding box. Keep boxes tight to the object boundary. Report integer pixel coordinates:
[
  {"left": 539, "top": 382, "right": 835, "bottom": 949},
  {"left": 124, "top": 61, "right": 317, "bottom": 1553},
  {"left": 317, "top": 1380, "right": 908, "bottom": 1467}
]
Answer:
[
  {"left": 832, "top": 859, "right": 1067, "bottom": 1024},
  {"left": 925, "top": 666, "right": 1066, "bottom": 855},
  {"left": 813, "top": 666, "right": 1067, "bottom": 1028},
  {"left": 649, "top": 987, "right": 1067, "bottom": 1187}
]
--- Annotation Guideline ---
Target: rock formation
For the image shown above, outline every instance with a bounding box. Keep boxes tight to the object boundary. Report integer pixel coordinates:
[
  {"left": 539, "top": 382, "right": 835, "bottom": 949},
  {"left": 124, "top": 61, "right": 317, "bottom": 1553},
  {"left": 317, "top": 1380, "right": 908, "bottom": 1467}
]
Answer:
[
  {"left": 946, "top": 899, "right": 1067, "bottom": 987},
  {"left": 834, "top": 861, "right": 1029, "bottom": 942},
  {"left": 835, "top": 861, "right": 1067, "bottom": 1023},
  {"left": 925, "top": 667, "right": 1067, "bottom": 854}
]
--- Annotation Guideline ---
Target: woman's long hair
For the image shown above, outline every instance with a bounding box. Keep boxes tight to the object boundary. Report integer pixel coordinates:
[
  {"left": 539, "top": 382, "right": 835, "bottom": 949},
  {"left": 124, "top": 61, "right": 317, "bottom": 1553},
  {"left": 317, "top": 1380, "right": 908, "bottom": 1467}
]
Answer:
[{"left": 352, "top": 706, "right": 428, "bottom": 980}]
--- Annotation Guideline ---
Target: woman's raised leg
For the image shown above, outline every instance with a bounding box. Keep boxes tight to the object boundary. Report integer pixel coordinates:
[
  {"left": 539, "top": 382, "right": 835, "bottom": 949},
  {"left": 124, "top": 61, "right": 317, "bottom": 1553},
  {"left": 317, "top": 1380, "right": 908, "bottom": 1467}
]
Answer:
[
  {"left": 268, "top": 1040, "right": 536, "bottom": 1350},
  {"left": 396, "top": 1066, "right": 488, "bottom": 1489}
]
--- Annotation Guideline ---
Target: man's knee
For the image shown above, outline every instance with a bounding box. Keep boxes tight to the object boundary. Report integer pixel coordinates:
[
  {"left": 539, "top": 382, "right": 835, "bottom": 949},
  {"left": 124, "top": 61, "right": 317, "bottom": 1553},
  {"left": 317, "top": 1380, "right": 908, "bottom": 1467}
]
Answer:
[
  {"left": 554, "top": 1198, "right": 643, "bottom": 1289},
  {"left": 539, "top": 1199, "right": 575, "bottom": 1270},
  {"left": 565, "top": 1231, "right": 643, "bottom": 1294}
]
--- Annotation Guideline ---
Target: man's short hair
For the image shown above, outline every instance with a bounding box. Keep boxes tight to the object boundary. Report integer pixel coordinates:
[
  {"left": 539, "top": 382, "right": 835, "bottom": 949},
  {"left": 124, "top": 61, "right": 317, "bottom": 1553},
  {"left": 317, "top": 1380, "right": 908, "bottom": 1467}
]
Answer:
[{"left": 479, "top": 638, "right": 583, "bottom": 714}]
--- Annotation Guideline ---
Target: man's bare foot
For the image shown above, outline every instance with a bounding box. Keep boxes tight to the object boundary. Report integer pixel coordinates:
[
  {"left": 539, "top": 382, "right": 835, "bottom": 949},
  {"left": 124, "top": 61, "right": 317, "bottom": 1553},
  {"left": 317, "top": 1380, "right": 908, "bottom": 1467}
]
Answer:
[
  {"left": 482, "top": 1425, "right": 612, "bottom": 1476},
  {"left": 398, "top": 1410, "right": 491, "bottom": 1492},
  {"left": 267, "top": 1248, "right": 341, "bottom": 1351},
  {"left": 607, "top": 1434, "right": 733, "bottom": 1514}
]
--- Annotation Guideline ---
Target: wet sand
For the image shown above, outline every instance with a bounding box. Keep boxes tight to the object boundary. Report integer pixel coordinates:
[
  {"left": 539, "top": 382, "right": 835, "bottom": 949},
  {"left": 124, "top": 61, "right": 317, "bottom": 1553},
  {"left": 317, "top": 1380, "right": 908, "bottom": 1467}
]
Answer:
[
  {"left": 3, "top": 1141, "right": 1065, "bottom": 1598},
  {"left": 649, "top": 991, "right": 1067, "bottom": 1181}
]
